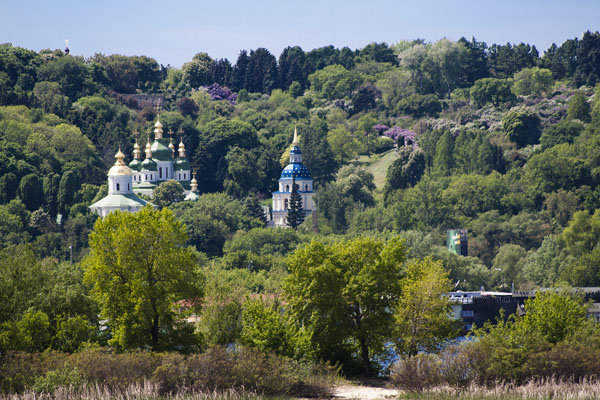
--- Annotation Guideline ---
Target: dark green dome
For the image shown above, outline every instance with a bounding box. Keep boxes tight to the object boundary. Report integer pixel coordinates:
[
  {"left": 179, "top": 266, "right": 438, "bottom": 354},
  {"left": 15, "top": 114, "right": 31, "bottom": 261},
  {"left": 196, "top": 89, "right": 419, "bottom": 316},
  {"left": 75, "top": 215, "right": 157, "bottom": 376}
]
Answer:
[
  {"left": 141, "top": 158, "right": 157, "bottom": 171},
  {"left": 175, "top": 158, "right": 190, "bottom": 171},
  {"left": 150, "top": 139, "right": 173, "bottom": 161},
  {"left": 128, "top": 159, "right": 142, "bottom": 171}
]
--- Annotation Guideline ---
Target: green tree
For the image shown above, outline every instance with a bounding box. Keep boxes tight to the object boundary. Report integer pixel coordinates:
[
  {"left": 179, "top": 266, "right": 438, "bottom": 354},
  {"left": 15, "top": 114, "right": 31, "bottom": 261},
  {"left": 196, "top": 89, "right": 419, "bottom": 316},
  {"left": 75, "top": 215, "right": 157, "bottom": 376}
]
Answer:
[
  {"left": 433, "top": 131, "right": 455, "bottom": 176},
  {"left": 327, "top": 125, "right": 360, "bottom": 164},
  {"left": 286, "top": 177, "right": 304, "bottom": 230},
  {"left": 84, "top": 206, "right": 203, "bottom": 351},
  {"left": 284, "top": 237, "right": 407, "bottom": 376},
  {"left": 512, "top": 67, "right": 554, "bottom": 96},
  {"left": 502, "top": 109, "right": 542, "bottom": 148},
  {"left": 491, "top": 244, "right": 527, "bottom": 289},
  {"left": 539, "top": 120, "right": 584, "bottom": 150},
  {"left": 567, "top": 91, "right": 591, "bottom": 122},
  {"left": 385, "top": 147, "right": 426, "bottom": 194},
  {"left": 521, "top": 291, "right": 588, "bottom": 344},
  {"left": 18, "top": 173, "right": 43, "bottom": 211},
  {"left": 153, "top": 179, "right": 185, "bottom": 209},
  {"left": 308, "top": 64, "right": 363, "bottom": 100},
  {"left": 394, "top": 258, "right": 458, "bottom": 357},
  {"left": 469, "top": 78, "right": 515, "bottom": 107},
  {"left": 182, "top": 52, "right": 215, "bottom": 89},
  {"left": 57, "top": 170, "right": 78, "bottom": 215}
]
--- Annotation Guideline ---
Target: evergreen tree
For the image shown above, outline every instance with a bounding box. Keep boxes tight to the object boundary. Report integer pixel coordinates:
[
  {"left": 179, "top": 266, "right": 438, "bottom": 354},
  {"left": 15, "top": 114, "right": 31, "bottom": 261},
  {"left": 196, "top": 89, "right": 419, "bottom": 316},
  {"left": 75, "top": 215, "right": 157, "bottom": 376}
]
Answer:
[
  {"left": 567, "top": 91, "right": 591, "bottom": 122},
  {"left": 286, "top": 177, "right": 304, "bottom": 230}
]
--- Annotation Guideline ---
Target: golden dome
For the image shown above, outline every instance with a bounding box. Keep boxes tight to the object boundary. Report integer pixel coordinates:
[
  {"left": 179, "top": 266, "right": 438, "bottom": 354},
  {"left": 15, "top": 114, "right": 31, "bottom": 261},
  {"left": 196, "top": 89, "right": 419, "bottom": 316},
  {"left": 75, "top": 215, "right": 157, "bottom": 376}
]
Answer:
[
  {"left": 168, "top": 138, "right": 175, "bottom": 157},
  {"left": 178, "top": 137, "right": 186, "bottom": 158},
  {"left": 108, "top": 147, "right": 132, "bottom": 176},
  {"left": 190, "top": 173, "right": 198, "bottom": 192},
  {"left": 154, "top": 116, "right": 163, "bottom": 139},
  {"left": 133, "top": 139, "right": 141, "bottom": 159},
  {"left": 145, "top": 138, "right": 153, "bottom": 158}
]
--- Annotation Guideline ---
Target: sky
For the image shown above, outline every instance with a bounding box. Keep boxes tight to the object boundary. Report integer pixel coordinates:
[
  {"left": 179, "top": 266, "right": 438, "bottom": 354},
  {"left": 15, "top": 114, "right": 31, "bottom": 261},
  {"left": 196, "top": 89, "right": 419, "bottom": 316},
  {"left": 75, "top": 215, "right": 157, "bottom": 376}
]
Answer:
[{"left": 2, "top": 0, "right": 599, "bottom": 68}]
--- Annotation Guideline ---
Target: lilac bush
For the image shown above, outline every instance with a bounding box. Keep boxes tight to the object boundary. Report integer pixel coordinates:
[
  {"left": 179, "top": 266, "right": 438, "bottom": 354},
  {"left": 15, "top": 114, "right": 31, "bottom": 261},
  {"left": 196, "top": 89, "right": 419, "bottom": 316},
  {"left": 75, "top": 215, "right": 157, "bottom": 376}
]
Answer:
[
  {"left": 374, "top": 124, "right": 389, "bottom": 135},
  {"left": 201, "top": 83, "right": 237, "bottom": 105},
  {"left": 384, "top": 126, "right": 417, "bottom": 147}
]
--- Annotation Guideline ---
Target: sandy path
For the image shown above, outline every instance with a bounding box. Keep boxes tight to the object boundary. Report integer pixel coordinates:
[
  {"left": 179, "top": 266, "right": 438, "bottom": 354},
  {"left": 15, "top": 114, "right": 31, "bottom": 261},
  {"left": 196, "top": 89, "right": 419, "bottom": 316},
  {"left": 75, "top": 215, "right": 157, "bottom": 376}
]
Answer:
[{"left": 333, "top": 383, "right": 399, "bottom": 400}]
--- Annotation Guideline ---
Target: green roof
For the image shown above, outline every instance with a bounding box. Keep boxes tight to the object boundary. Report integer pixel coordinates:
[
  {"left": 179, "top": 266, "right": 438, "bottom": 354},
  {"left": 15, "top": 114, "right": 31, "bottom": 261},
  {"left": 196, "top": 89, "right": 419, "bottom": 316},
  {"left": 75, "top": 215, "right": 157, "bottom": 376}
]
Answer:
[
  {"left": 129, "top": 159, "right": 142, "bottom": 171},
  {"left": 175, "top": 158, "right": 190, "bottom": 171},
  {"left": 89, "top": 193, "right": 152, "bottom": 210},
  {"left": 141, "top": 158, "right": 157, "bottom": 171},
  {"left": 151, "top": 139, "right": 173, "bottom": 161}
]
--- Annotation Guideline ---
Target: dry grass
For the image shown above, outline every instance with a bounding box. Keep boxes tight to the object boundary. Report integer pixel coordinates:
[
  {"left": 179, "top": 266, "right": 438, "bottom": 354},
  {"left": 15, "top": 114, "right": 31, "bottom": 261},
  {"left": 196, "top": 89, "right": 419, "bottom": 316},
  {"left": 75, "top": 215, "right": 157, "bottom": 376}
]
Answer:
[
  {"left": 0, "top": 381, "right": 289, "bottom": 400},
  {"left": 398, "top": 378, "right": 600, "bottom": 400}
]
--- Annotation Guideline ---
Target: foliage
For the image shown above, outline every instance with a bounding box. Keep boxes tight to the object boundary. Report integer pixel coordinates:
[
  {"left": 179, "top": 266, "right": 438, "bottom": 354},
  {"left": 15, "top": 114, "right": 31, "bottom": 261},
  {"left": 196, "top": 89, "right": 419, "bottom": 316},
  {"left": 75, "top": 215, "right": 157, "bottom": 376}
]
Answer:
[
  {"left": 502, "top": 109, "right": 542, "bottom": 148},
  {"left": 512, "top": 67, "right": 554, "bottom": 96},
  {"left": 284, "top": 237, "right": 407, "bottom": 376},
  {"left": 394, "top": 258, "right": 459, "bottom": 357},
  {"left": 152, "top": 179, "right": 185, "bottom": 209},
  {"left": 286, "top": 177, "right": 304, "bottom": 229},
  {"left": 84, "top": 206, "right": 203, "bottom": 351},
  {"left": 567, "top": 91, "right": 591, "bottom": 122},
  {"left": 470, "top": 77, "right": 515, "bottom": 107}
]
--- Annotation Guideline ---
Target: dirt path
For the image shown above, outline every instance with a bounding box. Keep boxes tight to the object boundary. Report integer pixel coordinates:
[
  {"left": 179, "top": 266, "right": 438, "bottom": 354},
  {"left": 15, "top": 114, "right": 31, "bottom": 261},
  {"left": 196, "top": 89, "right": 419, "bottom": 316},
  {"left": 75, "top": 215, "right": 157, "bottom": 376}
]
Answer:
[{"left": 333, "top": 383, "right": 399, "bottom": 400}]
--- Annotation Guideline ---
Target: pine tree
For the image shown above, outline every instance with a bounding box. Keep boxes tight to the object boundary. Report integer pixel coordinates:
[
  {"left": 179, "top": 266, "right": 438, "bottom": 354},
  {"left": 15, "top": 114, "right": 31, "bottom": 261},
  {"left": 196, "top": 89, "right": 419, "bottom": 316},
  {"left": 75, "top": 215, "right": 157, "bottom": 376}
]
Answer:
[{"left": 286, "top": 177, "right": 304, "bottom": 229}]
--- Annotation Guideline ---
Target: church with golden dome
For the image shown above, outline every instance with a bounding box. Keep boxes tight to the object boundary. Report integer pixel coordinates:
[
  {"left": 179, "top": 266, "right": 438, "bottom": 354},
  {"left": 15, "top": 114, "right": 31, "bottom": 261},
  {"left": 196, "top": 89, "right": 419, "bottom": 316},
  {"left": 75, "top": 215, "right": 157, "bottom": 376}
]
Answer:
[
  {"left": 89, "top": 116, "right": 198, "bottom": 217},
  {"left": 130, "top": 116, "right": 192, "bottom": 196}
]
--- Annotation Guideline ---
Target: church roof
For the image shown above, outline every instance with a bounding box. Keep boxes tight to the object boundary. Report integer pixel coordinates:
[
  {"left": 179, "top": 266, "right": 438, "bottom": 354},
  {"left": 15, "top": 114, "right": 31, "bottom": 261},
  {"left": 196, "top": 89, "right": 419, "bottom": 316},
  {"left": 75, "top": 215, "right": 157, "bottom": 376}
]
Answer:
[
  {"left": 150, "top": 138, "right": 173, "bottom": 161},
  {"left": 184, "top": 191, "right": 199, "bottom": 201},
  {"left": 128, "top": 158, "right": 142, "bottom": 171},
  {"left": 108, "top": 148, "right": 132, "bottom": 176},
  {"left": 175, "top": 158, "right": 190, "bottom": 171},
  {"left": 141, "top": 158, "right": 158, "bottom": 171},
  {"left": 89, "top": 193, "right": 151, "bottom": 209},
  {"left": 280, "top": 162, "right": 312, "bottom": 179}
]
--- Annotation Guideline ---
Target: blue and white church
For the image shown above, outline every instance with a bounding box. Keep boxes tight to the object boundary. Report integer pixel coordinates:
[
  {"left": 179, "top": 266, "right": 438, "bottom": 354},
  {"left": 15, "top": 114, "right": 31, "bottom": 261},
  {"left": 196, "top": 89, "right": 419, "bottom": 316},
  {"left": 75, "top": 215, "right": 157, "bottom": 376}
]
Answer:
[{"left": 271, "top": 127, "right": 316, "bottom": 227}]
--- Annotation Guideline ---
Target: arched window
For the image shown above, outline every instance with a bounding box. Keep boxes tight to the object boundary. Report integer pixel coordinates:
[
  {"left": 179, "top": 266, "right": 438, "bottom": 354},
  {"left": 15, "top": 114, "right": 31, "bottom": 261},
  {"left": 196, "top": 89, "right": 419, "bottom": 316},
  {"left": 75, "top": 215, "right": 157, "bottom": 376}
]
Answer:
[
  {"left": 284, "top": 199, "right": 288, "bottom": 209},
  {"left": 145, "top": 174, "right": 148, "bottom": 180},
  {"left": 127, "top": 183, "right": 130, "bottom": 190},
  {"left": 304, "top": 184, "right": 308, "bottom": 191},
  {"left": 159, "top": 167, "right": 162, "bottom": 179},
  {"left": 286, "top": 185, "right": 290, "bottom": 192},
  {"left": 116, "top": 183, "right": 120, "bottom": 191}
]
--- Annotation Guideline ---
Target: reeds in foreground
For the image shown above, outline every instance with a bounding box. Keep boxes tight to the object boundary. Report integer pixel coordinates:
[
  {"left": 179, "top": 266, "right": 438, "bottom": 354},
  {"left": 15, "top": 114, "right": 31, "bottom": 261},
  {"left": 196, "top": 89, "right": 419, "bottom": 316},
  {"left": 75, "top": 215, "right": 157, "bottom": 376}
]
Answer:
[
  {"left": 399, "top": 377, "right": 600, "bottom": 399},
  {"left": 0, "top": 381, "right": 288, "bottom": 400}
]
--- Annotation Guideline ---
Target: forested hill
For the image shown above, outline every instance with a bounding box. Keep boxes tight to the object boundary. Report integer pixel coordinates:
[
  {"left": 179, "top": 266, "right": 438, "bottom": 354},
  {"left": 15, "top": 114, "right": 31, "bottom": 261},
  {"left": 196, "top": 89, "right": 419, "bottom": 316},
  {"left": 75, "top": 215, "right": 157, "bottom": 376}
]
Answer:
[{"left": 1, "top": 32, "right": 600, "bottom": 293}]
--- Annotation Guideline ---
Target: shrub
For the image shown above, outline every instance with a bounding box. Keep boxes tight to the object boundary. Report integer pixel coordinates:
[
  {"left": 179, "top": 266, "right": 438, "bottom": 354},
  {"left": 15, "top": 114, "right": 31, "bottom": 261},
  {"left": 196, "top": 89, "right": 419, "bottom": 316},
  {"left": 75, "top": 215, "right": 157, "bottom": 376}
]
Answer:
[
  {"left": 396, "top": 94, "right": 441, "bottom": 118},
  {"left": 390, "top": 354, "right": 442, "bottom": 391},
  {"left": 373, "top": 136, "right": 395, "bottom": 153},
  {"left": 32, "top": 368, "right": 84, "bottom": 394}
]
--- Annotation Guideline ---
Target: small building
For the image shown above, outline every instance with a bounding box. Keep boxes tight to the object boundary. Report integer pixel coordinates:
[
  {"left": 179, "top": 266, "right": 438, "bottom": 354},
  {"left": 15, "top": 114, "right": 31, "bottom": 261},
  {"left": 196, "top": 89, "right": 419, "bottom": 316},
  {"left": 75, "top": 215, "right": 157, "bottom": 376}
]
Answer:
[
  {"left": 89, "top": 148, "right": 153, "bottom": 217},
  {"left": 271, "top": 127, "right": 316, "bottom": 227},
  {"left": 447, "top": 229, "right": 468, "bottom": 256}
]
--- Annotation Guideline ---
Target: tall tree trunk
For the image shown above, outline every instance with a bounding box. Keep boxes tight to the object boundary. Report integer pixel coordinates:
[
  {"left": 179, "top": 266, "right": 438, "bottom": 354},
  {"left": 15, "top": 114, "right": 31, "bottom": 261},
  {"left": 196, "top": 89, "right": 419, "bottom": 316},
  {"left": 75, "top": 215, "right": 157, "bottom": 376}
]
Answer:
[
  {"left": 151, "top": 300, "right": 159, "bottom": 350},
  {"left": 360, "top": 337, "right": 371, "bottom": 377}
]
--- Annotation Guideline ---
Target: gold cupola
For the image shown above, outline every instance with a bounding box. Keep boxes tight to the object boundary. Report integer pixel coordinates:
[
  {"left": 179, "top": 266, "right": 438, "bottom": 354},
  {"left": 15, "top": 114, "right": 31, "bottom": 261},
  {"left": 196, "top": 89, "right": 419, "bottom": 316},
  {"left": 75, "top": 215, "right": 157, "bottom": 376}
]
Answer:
[
  {"left": 154, "top": 116, "right": 163, "bottom": 139},
  {"left": 132, "top": 138, "right": 141, "bottom": 159},
  {"left": 178, "top": 137, "right": 186, "bottom": 158},
  {"left": 190, "top": 173, "right": 198, "bottom": 193},
  {"left": 108, "top": 147, "right": 132, "bottom": 176},
  {"left": 145, "top": 137, "right": 153, "bottom": 158},
  {"left": 292, "top": 125, "right": 299, "bottom": 146}
]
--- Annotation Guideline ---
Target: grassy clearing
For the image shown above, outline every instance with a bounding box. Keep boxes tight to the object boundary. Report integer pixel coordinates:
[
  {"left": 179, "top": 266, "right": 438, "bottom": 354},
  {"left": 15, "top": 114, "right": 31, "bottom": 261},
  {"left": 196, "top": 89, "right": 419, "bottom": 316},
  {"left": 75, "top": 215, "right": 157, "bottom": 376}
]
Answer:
[
  {"left": 397, "top": 378, "right": 600, "bottom": 400},
  {"left": 350, "top": 149, "right": 396, "bottom": 190}
]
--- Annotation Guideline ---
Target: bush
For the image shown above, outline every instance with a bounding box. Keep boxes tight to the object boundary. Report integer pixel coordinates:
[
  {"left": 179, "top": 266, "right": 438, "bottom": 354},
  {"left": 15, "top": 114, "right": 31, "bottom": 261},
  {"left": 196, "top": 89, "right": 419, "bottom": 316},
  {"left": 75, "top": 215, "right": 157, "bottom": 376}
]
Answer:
[
  {"left": 396, "top": 94, "right": 441, "bottom": 118},
  {"left": 390, "top": 354, "right": 442, "bottom": 391},
  {"left": 373, "top": 136, "right": 395, "bottom": 153},
  {"left": 32, "top": 368, "right": 84, "bottom": 394}
]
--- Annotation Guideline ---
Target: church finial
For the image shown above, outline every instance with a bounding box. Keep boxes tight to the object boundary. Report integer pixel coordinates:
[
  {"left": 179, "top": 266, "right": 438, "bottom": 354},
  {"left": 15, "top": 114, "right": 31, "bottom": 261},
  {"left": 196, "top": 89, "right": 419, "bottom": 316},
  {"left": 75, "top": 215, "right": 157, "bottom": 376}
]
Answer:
[
  {"left": 190, "top": 172, "right": 198, "bottom": 193},
  {"left": 133, "top": 135, "right": 141, "bottom": 160},
  {"left": 168, "top": 129, "right": 175, "bottom": 157},
  {"left": 154, "top": 115, "right": 163, "bottom": 139},
  {"left": 145, "top": 133, "right": 153, "bottom": 158},
  {"left": 292, "top": 125, "right": 299, "bottom": 146},
  {"left": 115, "top": 147, "right": 126, "bottom": 165},
  {"left": 64, "top": 39, "right": 70, "bottom": 55}
]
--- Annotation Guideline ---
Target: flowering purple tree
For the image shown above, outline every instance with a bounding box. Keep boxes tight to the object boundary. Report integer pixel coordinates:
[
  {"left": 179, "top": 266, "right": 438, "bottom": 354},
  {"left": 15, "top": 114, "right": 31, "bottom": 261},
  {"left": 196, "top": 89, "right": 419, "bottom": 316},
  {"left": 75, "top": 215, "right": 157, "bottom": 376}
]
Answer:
[
  {"left": 384, "top": 126, "right": 417, "bottom": 147},
  {"left": 201, "top": 83, "right": 237, "bottom": 105},
  {"left": 373, "top": 124, "right": 389, "bottom": 135}
]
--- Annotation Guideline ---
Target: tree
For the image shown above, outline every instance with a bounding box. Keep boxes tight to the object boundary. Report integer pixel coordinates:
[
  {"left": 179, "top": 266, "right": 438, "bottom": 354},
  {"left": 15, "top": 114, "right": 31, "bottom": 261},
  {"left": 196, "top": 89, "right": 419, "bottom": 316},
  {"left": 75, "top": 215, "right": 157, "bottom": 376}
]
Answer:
[
  {"left": 385, "top": 146, "right": 426, "bottom": 194},
  {"left": 396, "top": 94, "right": 441, "bottom": 118},
  {"left": 512, "top": 67, "right": 554, "bottom": 96},
  {"left": 286, "top": 177, "right": 304, "bottom": 230},
  {"left": 308, "top": 64, "right": 363, "bottom": 100},
  {"left": 84, "top": 206, "right": 203, "bottom": 351},
  {"left": 58, "top": 170, "right": 78, "bottom": 215},
  {"left": 284, "top": 237, "right": 407, "bottom": 376},
  {"left": 394, "top": 258, "right": 458, "bottom": 357},
  {"left": 567, "top": 91, "right": 591, "bottom": 122},
  {"left": 18, "top": 173, "right": 43, "bottom": 211},
  {"left": 182, "top": 52, "right": 215, "bottom": 89},
  {"left": 521, "top": 291, "right": 588, "bottom": 344},
  {"left": 470, "top": 78, "right": 515, "bottom": 107},
  {"left": 327, "top": 125, "right": 360, "bottom": 164},
  {"left": 153, "top": 179, "right": 185, "bottom": 209},
  {"left": 539, "top": 120, "right": 584, "bottom": 150},
  {"left": 502, "top": 109, "right": 541, "bottom": 148}
]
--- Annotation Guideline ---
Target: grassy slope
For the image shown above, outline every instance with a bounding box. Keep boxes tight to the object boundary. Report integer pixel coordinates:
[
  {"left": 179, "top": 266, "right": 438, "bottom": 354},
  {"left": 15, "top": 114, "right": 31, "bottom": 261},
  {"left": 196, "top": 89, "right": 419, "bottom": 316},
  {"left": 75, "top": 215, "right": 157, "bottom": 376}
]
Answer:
[{"left": 349, "top": 149, "right": 397, "bottom": 190}]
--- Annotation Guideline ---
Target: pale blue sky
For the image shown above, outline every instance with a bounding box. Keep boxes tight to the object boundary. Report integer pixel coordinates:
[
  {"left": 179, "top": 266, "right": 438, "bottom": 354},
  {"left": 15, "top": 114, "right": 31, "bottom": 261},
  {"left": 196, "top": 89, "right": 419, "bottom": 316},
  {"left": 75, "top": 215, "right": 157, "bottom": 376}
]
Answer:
[{"left": 2, "top": 0, "right": 599, "bottom": 67}]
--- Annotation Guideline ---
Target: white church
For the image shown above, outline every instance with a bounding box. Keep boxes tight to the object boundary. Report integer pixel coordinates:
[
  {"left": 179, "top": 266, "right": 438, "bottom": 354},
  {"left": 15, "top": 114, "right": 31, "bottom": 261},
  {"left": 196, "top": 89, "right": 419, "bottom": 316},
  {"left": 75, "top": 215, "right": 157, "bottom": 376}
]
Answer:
[{"left": 271, "top": 127, "right": 316, "bottom": 227}]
